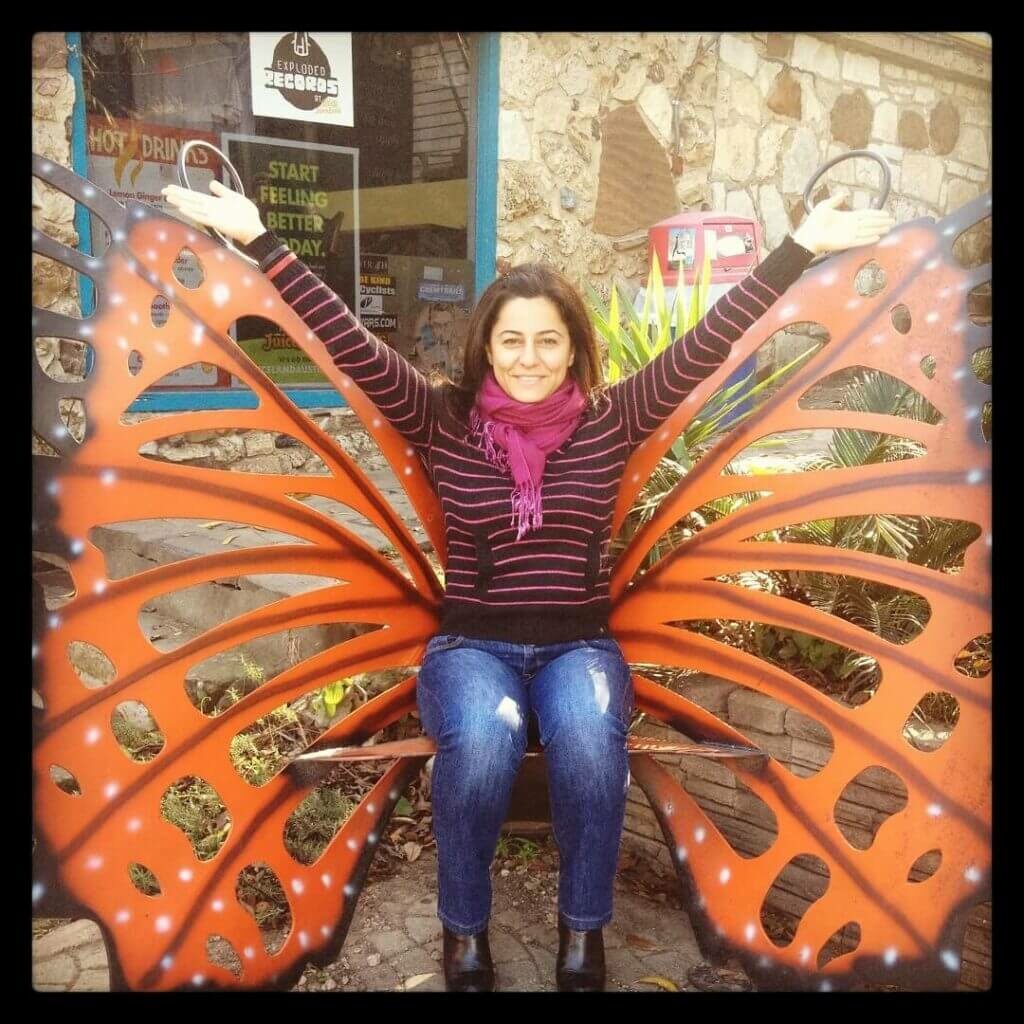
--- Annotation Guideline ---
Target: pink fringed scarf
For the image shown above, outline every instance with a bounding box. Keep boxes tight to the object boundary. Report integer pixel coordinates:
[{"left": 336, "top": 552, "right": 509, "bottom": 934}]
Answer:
[{"left": 469, "top": 370, "right": 587, "bottom": 540}]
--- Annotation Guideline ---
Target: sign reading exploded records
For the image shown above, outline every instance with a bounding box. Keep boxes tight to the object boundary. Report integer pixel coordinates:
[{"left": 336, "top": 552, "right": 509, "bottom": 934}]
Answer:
[
  {"left": 222, "top": 133, "right": 359, "bottom": 387},
  {"left": 249, "top": 32, "right": 354, "bottom": 127}
]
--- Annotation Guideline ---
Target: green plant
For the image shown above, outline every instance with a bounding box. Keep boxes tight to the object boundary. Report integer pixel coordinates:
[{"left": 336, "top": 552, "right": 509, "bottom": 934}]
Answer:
[
  {"left": 495, "top": 836, "right": 540, "bottom": 863},
  {"left": 284, "top": 785, "right": 355, "bottom": 865},
  {"left": 159, "top": 777, "right": 232, "bottom": 861},
  {"left": 705, "top": 367, "right": 985, "bottom": 723},
  {"left": 110, "top": 708, "right": 165, "bottom": 763},
  {"left": 311, "top": 677, "right": 360, "bottom": 728},
  {"left": 588, "top": 247, "right": 712, "bottom": 386},
  {"left": 128, "top": 861, "right": 161, "bottom": 896},
  {"left": 587, "top": 254, "right": 813, "bottom": 474},
  {"left": 589, "top": 256, "right": 817, "bottom": 576},
  {"left": 589, "top": 253, "right": 819, "bottom": 569}
]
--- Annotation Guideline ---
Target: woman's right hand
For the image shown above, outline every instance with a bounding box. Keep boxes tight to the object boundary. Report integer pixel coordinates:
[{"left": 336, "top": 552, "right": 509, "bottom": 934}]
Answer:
[{"left": 160, "top": 181, "right": 266, "bottom": 246}]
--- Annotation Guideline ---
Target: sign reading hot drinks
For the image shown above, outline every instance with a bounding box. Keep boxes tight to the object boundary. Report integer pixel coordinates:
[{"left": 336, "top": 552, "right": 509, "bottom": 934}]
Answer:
[{"left": 249, "top": 32, "right": 354, "bottom": 126}]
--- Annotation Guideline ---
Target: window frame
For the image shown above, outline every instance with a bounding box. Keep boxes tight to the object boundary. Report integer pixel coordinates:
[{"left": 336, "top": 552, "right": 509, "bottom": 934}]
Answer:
[{"left": 66, "top": 30, "right": 500, "bottom": 412}]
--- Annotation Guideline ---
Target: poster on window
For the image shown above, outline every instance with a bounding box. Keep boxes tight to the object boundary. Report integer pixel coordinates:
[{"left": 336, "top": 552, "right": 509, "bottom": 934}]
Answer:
[
  {"left": 249, "top": 32, "right": 354, "bottom": 127},
  {"left": 221, "top": 133, "right": 359, "bottom": 387},
  {"left": 361, "top": 254, "right": 473, "bottom": 380},
  {"left": 86, "top": 116, "right": 229, "bottom": 387}
]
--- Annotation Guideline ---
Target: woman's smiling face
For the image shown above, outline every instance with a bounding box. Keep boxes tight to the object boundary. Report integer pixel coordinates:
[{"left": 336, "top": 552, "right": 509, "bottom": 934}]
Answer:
[{"left": 486, "top": 296, "right": 575, "bottom": 403}]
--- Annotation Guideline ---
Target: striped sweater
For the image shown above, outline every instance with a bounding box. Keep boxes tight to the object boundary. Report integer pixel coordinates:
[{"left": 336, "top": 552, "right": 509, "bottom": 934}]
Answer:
[{"left": 242, "top": 232, "right": 814, "bottom": 644}]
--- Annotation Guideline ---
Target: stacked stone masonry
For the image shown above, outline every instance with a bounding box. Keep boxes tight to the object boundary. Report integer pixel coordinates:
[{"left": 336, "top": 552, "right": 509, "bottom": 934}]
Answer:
[
  {"left": 125, "top": 410, "right": 390, "bottom": 478},
  {"left": 32, "top": 32, "right": 82, "bottom": 426},
  {"left": 497, "top": 31, "right": 990, "bottom": 304}
]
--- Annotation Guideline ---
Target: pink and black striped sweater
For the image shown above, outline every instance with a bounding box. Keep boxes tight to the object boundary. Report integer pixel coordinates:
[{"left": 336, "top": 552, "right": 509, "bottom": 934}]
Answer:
[{"left": 243, "top": 231, "right": 814, "bottom": 645}]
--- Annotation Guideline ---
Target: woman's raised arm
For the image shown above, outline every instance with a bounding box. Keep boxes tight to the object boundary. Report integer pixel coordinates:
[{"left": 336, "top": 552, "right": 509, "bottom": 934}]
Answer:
[
  {"left": 605, "top": 193, "right": 894, "bottom": 449},
  {"left": 161, "top": 182, "right": 436, "bottom": 451}
]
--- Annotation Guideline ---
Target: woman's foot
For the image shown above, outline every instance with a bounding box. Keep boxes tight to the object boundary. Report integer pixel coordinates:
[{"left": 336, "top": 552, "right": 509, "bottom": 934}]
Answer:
[
  {"left": 556, "top": 915, "right": 606, "bottom": 991},
  {"left": 442, "top": 925, "right": 496, "bottom": 991}
]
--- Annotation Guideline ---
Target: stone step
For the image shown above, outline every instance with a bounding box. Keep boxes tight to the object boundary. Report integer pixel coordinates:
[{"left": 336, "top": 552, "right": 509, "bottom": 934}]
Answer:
[{"left": 32, "top": 919, "right": 109, "bottom": 992}]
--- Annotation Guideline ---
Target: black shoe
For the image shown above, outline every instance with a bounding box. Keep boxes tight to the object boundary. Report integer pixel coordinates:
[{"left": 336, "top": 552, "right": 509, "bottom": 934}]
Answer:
[
  {"left": 442, "top": 925, "right": 496, "bottom": 992},
  {"left": 556, "top": 915, "right": 606, "bottom": 992}
]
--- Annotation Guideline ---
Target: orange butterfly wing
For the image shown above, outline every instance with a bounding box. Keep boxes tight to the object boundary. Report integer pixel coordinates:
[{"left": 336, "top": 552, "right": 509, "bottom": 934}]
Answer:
[
  {"left": 32, "top": 155, "right": 444, "bottom": 990},
  {"left": 608, "top": 195, "right": 991, "bottom": 990}
]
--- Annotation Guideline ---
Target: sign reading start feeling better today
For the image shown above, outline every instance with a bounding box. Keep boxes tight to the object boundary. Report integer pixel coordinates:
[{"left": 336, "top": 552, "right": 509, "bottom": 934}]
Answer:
[{"left": 221, "top": 133, "right": 360, "bottom": 387}]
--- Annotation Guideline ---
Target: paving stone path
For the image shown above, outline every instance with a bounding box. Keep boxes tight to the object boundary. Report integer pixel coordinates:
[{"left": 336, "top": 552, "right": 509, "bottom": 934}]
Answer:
[{"left": 33, "top": 847, "right": 746, "bottom": 993}]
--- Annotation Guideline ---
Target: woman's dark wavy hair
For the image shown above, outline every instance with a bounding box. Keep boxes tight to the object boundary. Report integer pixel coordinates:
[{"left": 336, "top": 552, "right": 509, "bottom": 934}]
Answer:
[{"left": 430, "top": 262, "right": 608, "bottom": 425}]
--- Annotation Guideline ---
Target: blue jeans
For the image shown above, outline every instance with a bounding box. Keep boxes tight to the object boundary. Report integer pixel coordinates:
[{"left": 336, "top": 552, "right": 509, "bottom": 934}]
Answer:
[{"left": 416, "top": 633, "right": 635, "bottom": 935}]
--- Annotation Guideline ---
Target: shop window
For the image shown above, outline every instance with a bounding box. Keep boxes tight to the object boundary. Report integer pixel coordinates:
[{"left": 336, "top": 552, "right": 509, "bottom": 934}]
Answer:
[{"left": 81, "top": 32, "right": 477, "bottom": 404}]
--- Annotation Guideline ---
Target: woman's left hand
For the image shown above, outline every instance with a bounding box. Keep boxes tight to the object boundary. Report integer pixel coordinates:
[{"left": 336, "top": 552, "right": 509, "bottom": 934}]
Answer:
[{"left": 792, "top": 189, "right": 896, "bottom": 256}]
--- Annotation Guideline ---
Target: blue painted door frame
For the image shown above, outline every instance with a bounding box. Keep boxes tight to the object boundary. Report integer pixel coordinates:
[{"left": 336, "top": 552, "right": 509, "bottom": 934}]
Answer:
[
  {"left": 63, "top": 31, "right": 500, "bottom": 413},
  {"left": 473, "top": 33, "right": 499, "bottom": 303}
]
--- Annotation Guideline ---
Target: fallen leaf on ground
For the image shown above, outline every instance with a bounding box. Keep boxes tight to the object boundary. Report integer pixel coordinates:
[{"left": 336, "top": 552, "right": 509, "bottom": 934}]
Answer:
[
  {"left": 200, "top": 521, "right": 225, "bottom": 529},
  {"left": 402, "top": 973, "right": 435, "bottom": 990},
  {"left": 626, "top": 933, "right": 660, "bottom": 951},
  {"left": 403, "top": 842, "right": 422, "bottom": 862},
  {"left": 687, "top": 963, "right": 752, "bottom": 992},
  {"left": 221, "top": 534, "right": 238, "bottom": 544},
  {"left": 638, "top": 976, "right": 679, "bottom": 992}
]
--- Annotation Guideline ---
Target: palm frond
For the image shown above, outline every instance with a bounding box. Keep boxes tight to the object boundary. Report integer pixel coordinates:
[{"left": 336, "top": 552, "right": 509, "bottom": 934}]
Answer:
[
  {"left": 783, "top": 519, "right": 835, "bottom": 546},
  {"left": 908, "top": 517, "right": 981, "bottom": 570}
]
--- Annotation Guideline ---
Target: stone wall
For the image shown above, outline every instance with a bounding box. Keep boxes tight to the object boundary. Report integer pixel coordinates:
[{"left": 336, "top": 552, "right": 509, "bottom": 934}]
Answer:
[
  {"left": 496, "top": 31, "right": 991, "bottom": 305},
  {"left": 32, "top": 32, "right": 81, "bottom": 421},
  {"left": 498, "top": 32, "right": 722, "bottom": 288},
  {"left": 126, "top": 409, "right": 390, "bottom": 477}
]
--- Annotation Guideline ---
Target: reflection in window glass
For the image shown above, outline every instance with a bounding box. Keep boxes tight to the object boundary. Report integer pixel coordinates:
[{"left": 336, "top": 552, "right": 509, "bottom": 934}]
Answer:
[{"left": 81, "top": 32, "right": 477, "bottom": 388}]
